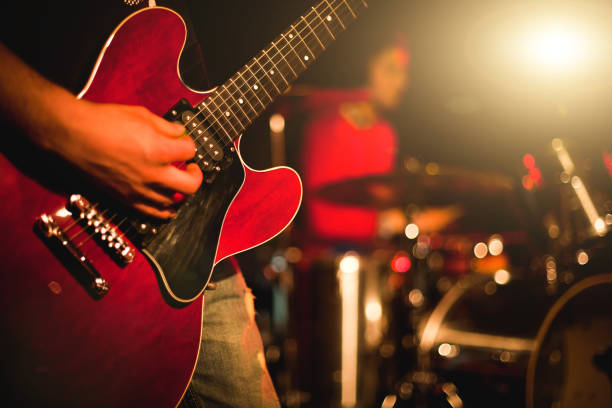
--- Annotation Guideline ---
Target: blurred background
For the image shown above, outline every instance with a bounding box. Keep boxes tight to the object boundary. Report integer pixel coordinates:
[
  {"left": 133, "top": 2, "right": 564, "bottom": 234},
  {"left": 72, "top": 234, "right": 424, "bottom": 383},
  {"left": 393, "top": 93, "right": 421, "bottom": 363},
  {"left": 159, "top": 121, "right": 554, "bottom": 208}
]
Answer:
[{"left": 191, "top": 1, "right": 612, "bottom": 407}]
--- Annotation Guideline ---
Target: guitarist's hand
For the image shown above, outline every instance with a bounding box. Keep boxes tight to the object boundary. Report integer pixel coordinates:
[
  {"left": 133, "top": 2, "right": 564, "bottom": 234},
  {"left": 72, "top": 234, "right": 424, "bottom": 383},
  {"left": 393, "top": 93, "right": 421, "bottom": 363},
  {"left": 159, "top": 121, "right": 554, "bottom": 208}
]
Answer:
[
  {"left": 50, "top": 100, "right": 203, "bottom": 218},
  {"left": 0, "top": 43, "right": 203, "bottom": 218}
]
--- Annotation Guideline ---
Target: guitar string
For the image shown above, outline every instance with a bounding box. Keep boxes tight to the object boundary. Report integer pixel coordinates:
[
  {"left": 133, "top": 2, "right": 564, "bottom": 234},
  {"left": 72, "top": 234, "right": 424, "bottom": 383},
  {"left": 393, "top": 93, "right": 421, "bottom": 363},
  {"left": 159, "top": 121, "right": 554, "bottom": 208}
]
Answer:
[
  {"left": 184, "top": 0, "right": 358, "bottom": 154},
  {"left": 154, "top": 0, "right": 355, "bottom": 169},
  {"left": 56, "top": 0, "right": 361, "bottom": 245},
  {"left": 187, "top": 1, "right": 355, "bottom": 138}
]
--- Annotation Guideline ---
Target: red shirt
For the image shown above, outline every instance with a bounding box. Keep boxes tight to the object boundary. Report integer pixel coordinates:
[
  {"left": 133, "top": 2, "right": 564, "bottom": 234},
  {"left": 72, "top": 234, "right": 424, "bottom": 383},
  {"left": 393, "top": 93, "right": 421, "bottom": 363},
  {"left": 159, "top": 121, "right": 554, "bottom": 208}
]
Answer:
[{"left": 301, "top": 94, "right": 397, "bottom": 242}]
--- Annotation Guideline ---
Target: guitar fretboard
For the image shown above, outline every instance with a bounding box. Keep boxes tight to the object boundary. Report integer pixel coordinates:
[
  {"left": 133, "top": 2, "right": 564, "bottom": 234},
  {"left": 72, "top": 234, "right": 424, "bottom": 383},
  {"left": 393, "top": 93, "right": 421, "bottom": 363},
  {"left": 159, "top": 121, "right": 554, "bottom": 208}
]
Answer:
[{"left": 194, "top": 0, "right": 369, "bottom": 143}]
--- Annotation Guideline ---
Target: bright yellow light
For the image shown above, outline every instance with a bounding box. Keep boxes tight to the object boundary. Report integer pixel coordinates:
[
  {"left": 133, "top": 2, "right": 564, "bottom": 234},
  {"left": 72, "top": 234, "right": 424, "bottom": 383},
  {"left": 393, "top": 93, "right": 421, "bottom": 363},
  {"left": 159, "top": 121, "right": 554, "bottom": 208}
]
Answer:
[
  {"left": 494, "top": 269, "right": 511, "bottom": 285},
  {"left": 339, "top": 253, "right": 359, "bottom": 407},
  {"left": 269, "top": 113, "right": 285, "bottom": 133},
  {"left": 524, "top": 23, "right": 589, "bottom": 71},
  {"left": 473, "top": 242, "right": 488, "bottom": 259},
  {"left": 365, "top": 300, "right": 382, "bottom": 322},
  {"left": 488, "top": 235, "right": 504, "bottom": 256},
  {"left": 576, "top": 250, "right": 589, "bottom": 265},
  {"left": 438, "top": 343, "right": 459, "bottom": 358},
  {"left": 339, "top": 254, "right": 360, "bottom": 274},
  {"left": 405, "top": 223, "right": 419, "bottom": 239}
]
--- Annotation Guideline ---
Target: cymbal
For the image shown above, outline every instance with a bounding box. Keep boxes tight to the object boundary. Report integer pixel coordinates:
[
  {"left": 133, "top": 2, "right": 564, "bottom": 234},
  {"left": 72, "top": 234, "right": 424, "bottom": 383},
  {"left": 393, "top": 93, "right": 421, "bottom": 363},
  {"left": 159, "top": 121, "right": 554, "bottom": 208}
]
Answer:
[{"left": 314, "top": 163, "right": 515, "bottom": 210}]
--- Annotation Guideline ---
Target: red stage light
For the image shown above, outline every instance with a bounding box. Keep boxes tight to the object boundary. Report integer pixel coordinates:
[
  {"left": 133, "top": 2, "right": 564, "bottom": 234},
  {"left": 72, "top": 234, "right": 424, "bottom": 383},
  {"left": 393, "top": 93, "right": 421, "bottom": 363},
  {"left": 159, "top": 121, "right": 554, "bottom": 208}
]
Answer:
[
  {"left": 603, "top": 151, "right": 612, "bottom": 178},
  {"left": 391, "top": 252, "right": 412, "bottom": 273},
  {"left": 529, "top": 167, "right": 542, "bottom": 184},
  {"left": 522, "top": 175, "right": 534, "bottom": 190},
  {"left": 523, "top": 154, "right": 535, "bottom": 169}
]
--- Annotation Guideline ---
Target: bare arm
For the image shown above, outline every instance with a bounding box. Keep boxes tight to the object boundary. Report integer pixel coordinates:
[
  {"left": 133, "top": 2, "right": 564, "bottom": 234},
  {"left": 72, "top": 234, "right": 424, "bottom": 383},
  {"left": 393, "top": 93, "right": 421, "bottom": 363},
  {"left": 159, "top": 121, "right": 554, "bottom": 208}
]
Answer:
[{"left": 0, "top": 43, "right": 203, "bottom": 218}]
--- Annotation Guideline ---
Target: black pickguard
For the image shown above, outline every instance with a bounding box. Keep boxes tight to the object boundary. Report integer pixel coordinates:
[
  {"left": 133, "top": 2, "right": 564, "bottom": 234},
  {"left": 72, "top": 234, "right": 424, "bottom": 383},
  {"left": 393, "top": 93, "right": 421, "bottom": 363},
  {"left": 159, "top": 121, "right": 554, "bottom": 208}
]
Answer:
[{"left": 141, "top": 149, "right": 244, "bottom": 301}]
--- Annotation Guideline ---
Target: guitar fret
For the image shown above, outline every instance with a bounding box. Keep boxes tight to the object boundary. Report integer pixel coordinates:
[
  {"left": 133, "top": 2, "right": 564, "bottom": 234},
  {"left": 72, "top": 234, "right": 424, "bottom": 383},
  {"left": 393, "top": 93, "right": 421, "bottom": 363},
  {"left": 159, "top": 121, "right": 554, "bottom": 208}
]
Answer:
[
  {"left": 317, "top": 1, "right": 346, "bottom": 40},
  {"left": 208, "top": 92, "right": 241, "bottom": 137},
  {"left": 220, "top": 84, "right": 251, "bottom": 126},
  {"left": 301, "top": 15, "right": 326, "bottom": 51},
  {"left": 290, "top": 25, "right": 315, "bottom": 63},
  {"left": 261, "top": 48, "right": 289, "bottom": 88},
  {"left": 270, "top": 40, "right": 298, "bottom": 78},
  {"left": 216, "top": 87, "right": 249, "bottom": 134},
  {"left": 323, "top": 0, "right": 346, "bottom": 30},
  {"left": 228, "top": 76, "right": 258, "bottom": 118},
  {"left": 236, "top": 69, "right": 266, "bottom": 111},
  {"left": 341, "top": 0, "right": 357, "bottom": 19},
  {"left": 312, "top": 5, "right": 336, "bottom": 41},
  {"left": 253, "top": 56, "right": 282, "bottom": 95},
  {"left": 244, "top": 63, "right": 273, "bottom": 103},
  {"left": 280, "top": 33, "right": 307, "bottom": 70}
]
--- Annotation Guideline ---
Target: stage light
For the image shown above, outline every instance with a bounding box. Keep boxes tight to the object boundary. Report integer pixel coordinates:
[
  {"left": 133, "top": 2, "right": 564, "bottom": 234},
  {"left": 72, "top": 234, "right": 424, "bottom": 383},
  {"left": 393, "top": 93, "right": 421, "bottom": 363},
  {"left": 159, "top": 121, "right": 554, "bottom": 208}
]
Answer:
[
  {"left": 487, "top": 235, "right": 504, "bottom": 256},
  {"left": 473, "top": 242, "right": 488, "bottom": 259},
  {"left": 391, "top": 252, "right": 412, "bottom": 273},
  {"left": 269, "top": 113, "right": 285, "bottom": 133},
  {"left": 523, "top": 154, "right": 535, "bottom": 169},
  {"left": 494, "top": 269, "right": 511, "bottom": 285},
  {"left": 523, "top": 23, "right": 590, "bottom": 72},
  {"left": 339, "top": 253, "right": 360, "bottom": 274},
  {"left": 365, "top": 300, "right": 382, "bottom": 323},
  {"left": 270, "top": 255, "right": 287, "bottom": 273},
  {"left": 405, "top": 223, "right": 419, "bottom": 239},
  {"left": 407, "top": 289, "right": 424, "bottom": 308},
  {"left": 438, "top": 343, "right": 459, "bottom": 359},
  {"left": 338, "top": 252, "right": 360, "bottom": 407}
]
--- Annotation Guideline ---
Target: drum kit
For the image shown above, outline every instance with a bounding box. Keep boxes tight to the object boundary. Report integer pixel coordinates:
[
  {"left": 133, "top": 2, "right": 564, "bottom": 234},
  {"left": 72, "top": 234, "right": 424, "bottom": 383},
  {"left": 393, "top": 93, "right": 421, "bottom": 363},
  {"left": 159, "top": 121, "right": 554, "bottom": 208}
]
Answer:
[{"left": 306, "top": 138, "right": 612, "bottom": 407}]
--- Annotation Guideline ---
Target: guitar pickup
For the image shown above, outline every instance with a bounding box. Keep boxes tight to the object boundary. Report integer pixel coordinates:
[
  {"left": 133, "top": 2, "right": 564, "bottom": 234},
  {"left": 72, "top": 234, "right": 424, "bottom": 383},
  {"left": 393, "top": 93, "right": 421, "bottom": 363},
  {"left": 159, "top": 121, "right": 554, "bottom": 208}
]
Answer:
[{"left": 36, "top": 214, "right": 110, "bottom": 297}]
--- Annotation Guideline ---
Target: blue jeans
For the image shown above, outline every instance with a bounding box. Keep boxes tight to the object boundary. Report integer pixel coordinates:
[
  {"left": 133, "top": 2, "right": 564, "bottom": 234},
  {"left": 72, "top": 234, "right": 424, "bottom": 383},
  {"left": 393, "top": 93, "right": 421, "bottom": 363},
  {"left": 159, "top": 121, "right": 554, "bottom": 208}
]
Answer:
[{"left": 179, "top": 271, "right": 280, "bottom": 408}]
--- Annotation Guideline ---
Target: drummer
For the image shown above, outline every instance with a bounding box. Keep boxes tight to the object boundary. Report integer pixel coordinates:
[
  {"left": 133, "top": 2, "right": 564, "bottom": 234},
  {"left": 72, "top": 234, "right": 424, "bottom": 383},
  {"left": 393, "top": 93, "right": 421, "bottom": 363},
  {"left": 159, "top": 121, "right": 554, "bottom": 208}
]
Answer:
[{"left": 300, "top": 37, "right": 411, "bottom": 244}]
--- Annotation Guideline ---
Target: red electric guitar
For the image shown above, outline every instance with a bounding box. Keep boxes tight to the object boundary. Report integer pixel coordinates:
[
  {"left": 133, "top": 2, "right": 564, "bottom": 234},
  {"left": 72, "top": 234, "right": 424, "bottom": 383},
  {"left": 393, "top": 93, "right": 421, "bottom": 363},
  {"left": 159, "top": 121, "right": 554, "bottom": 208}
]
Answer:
[{"left": 0, "top": 1, "right": 368, "bottom": 407}]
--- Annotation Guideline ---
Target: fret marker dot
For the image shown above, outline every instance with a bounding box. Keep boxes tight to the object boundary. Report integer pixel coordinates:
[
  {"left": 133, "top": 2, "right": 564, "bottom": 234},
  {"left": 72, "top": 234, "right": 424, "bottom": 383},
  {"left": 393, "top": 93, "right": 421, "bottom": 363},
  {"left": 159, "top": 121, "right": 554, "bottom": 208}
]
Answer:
[
  {"left": 239, "top": 98, "right": 244, "bottom": 104},
  {"left": 253, "top": 84, "right": 259, "bottom": 90},
  {"left": 289, "top": 34, "right": 294, "bottom": 39},
  {"left": 327, "top": 15, "right": 332, "bottom": 21},
  {"left": 270, "top": 69, "right": 275, "bottom": 75},
  {"left": 225, "top": 111, "right": 230, "bottom": 117},
  {"left": 304, "top": 55, "right": 310, "bottom": 61}
]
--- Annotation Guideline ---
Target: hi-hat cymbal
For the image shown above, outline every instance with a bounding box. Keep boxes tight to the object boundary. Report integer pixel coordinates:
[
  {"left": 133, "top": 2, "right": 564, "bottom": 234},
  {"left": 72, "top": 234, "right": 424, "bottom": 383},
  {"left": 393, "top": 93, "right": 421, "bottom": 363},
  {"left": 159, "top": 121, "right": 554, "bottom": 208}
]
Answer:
[{"left": 314, "top": 163, "right": 515, "bottom": 209}]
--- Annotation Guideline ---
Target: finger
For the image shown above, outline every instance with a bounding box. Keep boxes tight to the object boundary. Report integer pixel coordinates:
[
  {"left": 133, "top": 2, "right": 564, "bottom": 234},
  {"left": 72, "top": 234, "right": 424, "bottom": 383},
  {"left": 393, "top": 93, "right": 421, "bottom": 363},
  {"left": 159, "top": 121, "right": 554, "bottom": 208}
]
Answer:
[
  {"left": 133, "top": 184, "right": 175, "bottom": 208},
  {"left": 157, "top": 162, "right": 203, "bottom": 195},
  {"left": 133, "top": 202, "right": 177, "bottom": 219},
  {"left": 156, "top": 136, "right": 197, "bottom": 163},
  {"left": 147, "top": 110, "right": 186, "bottom": 137}
]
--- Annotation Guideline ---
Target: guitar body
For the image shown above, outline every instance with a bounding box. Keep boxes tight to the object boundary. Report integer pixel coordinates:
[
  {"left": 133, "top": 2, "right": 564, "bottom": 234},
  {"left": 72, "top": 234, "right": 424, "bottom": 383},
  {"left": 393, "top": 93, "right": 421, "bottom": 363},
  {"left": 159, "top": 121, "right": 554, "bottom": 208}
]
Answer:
[{"left": 0, "top": 7, "right": 301, "bottom": 407}]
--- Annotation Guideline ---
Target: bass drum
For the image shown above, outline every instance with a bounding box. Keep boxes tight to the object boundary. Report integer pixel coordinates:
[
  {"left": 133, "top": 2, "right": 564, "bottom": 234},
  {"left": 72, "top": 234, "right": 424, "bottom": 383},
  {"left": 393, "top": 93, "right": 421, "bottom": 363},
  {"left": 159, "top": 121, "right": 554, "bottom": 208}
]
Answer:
[
  {"left": 417, "top": 273, "right": 612, "bottom": 408},
  {"left": 526, "top": 273, "right": 612, "bottom": 408}
]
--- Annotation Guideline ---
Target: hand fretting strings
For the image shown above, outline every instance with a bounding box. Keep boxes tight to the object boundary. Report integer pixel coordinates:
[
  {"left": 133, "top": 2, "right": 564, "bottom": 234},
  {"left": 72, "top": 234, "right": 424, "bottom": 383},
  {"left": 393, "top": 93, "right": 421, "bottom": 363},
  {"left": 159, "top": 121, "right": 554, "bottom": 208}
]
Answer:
[{"left": 60, "top": 0, "right": 368, "bottom": 248}]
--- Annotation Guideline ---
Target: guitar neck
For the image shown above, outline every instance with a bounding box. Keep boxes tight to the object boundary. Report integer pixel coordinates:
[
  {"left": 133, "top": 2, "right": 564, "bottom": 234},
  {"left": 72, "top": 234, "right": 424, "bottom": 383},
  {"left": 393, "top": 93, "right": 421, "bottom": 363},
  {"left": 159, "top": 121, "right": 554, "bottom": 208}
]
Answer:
[{"left": 196, "top": 0, "right": 369, "bottom": 142}]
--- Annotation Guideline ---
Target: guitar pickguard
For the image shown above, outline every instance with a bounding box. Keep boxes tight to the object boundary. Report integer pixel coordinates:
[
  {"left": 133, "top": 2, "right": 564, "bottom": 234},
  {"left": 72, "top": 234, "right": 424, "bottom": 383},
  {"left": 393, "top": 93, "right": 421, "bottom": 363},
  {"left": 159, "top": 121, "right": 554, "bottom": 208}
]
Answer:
[{"left": 142, "top": 144, "right": 244, "bottom": 302}]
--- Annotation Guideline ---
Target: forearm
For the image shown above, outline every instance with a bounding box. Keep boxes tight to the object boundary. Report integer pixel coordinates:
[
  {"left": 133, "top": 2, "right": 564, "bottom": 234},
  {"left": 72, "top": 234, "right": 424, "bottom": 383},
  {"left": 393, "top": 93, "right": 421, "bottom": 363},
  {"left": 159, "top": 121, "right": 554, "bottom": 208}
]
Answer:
[{"left": 0, "top": 42, "right": 79, "bottom": 153}]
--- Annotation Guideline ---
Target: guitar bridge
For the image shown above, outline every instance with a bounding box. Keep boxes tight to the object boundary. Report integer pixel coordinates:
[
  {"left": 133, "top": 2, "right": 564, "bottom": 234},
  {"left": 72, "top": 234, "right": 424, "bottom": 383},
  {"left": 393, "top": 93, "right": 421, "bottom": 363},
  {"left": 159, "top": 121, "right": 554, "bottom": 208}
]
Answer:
[
  {"left": 67, "top": 194, "right": 135, "bottom": 264},
  {"left": 36, "top": 214, "right": 110, "bottom": 297},
  {"left": 35, "top": 194, "right": 137, "bottom": 298}
]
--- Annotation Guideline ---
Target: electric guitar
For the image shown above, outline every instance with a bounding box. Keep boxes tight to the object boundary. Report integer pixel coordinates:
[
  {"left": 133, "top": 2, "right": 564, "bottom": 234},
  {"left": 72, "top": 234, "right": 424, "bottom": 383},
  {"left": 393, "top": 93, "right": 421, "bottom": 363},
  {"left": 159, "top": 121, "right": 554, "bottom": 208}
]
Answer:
[{"left": 0, "top": 1, "right": 369, "bottom": 407}]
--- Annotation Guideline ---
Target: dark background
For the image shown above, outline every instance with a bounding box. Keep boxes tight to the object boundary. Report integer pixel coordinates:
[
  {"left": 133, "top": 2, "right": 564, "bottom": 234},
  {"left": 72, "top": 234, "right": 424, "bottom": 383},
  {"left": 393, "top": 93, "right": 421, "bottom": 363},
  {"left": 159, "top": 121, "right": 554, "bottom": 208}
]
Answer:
[{"left": 192, "top": 0, "right": 612, "bottom": 178}]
